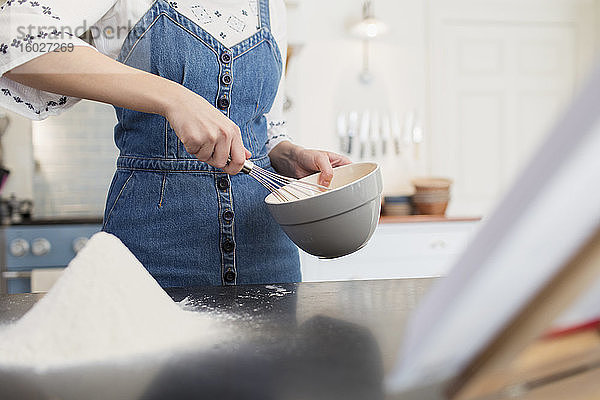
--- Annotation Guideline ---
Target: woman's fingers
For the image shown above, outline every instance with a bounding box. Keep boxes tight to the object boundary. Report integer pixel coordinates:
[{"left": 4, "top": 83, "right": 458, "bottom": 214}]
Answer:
[
  {"left": 314, "top": 152, "right": 334, "bottom": 187},
  {"left": 189, "top": 141, "right": 215, "bottom": 162},
  {"left": 329, "top": 152, "right": 352, "bottom": 167},
  {"left": 208, "top": 129, "right": 232, "bottom": 169},
  {"left": 223, "top": 134, "right": 247, "bottom": 175},
  {"left": 182, "top": 119, "right": 249, "bottom": 174}
]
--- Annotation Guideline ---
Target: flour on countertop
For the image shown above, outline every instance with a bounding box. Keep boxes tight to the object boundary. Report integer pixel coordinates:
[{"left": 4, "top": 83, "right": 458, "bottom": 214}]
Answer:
[
  {"left": 265, "top": 285, "right": 292, "bottom": 297},
  {"left": 0, "top": 232, "right": 226, "bottom": 371}
]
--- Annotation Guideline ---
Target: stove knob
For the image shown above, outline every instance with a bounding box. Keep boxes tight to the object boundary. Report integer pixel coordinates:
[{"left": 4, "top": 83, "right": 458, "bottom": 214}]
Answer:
[
  {"left": 9, "top": 238, "right": 29, "bottom": 257},
  {"left": 31, "top": 238, "right": 51, "bottom": 256},
  {"left": 72, "top": 237, "right": 89, "bottom": 254}
]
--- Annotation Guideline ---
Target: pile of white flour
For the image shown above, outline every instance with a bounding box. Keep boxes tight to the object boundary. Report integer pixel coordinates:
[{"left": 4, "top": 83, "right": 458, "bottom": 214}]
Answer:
[{"left": 0, "top": 232, "right": 224, "bottom": 370}]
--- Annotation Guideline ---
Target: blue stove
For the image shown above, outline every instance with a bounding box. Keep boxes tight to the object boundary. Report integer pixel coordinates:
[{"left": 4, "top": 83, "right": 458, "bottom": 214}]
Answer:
[{"left": 0, "top": 219, "right": 102, "bottom": 294}]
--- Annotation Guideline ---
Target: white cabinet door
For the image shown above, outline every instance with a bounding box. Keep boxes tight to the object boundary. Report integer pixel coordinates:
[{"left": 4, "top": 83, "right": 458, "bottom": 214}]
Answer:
[
  {"left": 300, "top": 221, "right": 479, "bottom": 282},
  {"left": 428, "top": 0, "right": 598, "bottom": 216}
]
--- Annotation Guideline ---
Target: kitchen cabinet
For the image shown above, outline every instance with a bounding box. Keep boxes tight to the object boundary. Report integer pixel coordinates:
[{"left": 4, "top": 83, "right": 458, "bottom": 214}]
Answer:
[
  {"left": 300, "top": 219, "right": 480, "bottom": 282},
  {"left": 428, "top": 0, "right": 599, "bottom": 215}
]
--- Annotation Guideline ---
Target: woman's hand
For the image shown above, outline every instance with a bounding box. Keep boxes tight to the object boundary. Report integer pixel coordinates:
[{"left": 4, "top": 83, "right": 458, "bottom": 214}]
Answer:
[
  {"left": 269, "top": 141, "right": 351, "bottom": 187},
  {"left": 163, "top": 88, "right": 251, "bottom": 174}
]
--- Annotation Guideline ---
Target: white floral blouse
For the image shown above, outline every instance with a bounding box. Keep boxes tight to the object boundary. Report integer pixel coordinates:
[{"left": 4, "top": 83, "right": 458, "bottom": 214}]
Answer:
[{"left": 0, "top": 0, "right": 290, "bottom": 151}]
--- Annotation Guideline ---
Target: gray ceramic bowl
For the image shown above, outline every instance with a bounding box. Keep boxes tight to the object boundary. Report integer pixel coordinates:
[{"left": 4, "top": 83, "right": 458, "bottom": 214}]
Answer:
[{"left": 265, "top": 162, "right": 383, "bottom": 258}]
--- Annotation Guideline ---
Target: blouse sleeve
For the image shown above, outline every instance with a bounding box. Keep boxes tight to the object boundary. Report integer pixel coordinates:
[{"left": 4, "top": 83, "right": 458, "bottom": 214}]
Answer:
[
  {"left": 264, "top": 0, "right": 292, "bottom": 153},
  {"left": 0, "top": 0, "right": 117, "bottom": 120}
]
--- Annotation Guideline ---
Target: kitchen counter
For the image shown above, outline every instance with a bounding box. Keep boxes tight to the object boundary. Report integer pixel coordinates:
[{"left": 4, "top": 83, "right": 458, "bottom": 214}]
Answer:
[
  {"left": 2, "top": 279, "right": 598, "bottom": 400},
  {"left": 0, "top": 279, "right": 436, "bottom": 400},
  {"left": 379, "top": 215, "right": 481, "bottom": 224},
  {"left": 4, "top": 217, "right": 103, "bottom": 226}
]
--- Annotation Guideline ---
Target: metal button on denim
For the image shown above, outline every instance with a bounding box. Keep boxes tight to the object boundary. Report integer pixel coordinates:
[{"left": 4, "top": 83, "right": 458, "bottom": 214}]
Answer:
[
  {"left": 217, "top": 177, "right": 229, "bottom": 191},
  {"left": 218, "top": 96, "right": 230, "bottom": 109},
  {"left": 223, "top": 210, "right": 234, "bottom": 222},
  {"left": 221, "top": 74, "right": 232, "bottom": 85},
  {"left": 222, "top": 240, "right": 235, "bottom": 253},
  {"left": 223, "top": 269, "right": 236, "bottom": 283},
  {"left": 220, "top": 52, "right": 232, "bottom": 64}
]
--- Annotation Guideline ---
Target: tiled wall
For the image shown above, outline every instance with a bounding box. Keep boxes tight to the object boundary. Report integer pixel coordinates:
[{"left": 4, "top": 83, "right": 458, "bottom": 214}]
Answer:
[
  {"left": 1, "top": 110, "right": 34, "bottom": 200},
  {"left": 31, "top": 100, "right": 118, "bottom": 218}
]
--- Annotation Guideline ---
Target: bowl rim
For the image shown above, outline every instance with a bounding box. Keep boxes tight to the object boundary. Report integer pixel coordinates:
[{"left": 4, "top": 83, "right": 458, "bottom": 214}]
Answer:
[{"left": 264, "top": 161, "right": 380, "bottom": 206}]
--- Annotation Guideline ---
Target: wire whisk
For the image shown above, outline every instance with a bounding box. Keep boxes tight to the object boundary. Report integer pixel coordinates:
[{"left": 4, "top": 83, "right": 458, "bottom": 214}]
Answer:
[{"left": 241, "top": 160, "right": 331, "bottom": 202}]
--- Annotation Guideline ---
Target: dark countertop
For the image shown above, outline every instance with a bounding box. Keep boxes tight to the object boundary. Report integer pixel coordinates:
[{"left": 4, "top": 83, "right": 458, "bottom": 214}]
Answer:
[
  {"left": 3, "top": 217, "right": 103, "bottom": 226},
  {"left": 0, "top": 279, "right": 440, "bottom": 400},
  {"left": 2, "top": 215, "right": 481, "bottom": 227}
]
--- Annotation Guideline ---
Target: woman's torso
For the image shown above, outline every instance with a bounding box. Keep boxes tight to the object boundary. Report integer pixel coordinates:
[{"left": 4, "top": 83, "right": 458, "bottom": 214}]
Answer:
[{"left": 101, "top": 0, "right": 300, "bottom": 287}]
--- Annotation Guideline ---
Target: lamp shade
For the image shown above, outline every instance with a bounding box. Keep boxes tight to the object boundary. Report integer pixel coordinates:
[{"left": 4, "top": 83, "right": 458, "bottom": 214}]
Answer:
[{"left": 351, "top": 17, "right": 389, "bottom": 39}]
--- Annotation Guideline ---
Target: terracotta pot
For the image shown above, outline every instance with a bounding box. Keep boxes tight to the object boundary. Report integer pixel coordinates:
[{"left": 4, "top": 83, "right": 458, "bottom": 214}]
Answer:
[
  {"left": 413, "top": 201, "right": 448, "bottom": 216},
  {"left": 412, "top": 192, "right": 450, "bottom": 203},
  {"left": 412, "top": 177, "right": 452, "bottom": 192}
]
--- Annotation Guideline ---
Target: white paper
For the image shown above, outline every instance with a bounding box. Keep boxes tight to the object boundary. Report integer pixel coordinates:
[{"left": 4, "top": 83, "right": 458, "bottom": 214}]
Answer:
[{"left": 386, "top": 62, "right": 600, "bottom": 392}]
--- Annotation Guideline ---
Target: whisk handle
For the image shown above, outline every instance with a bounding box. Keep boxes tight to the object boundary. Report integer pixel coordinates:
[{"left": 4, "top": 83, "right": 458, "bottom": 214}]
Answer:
[
  {"left": 241, "top": 159, "right": 254, "bottom": 174},
  {"left": 226, "top": 158, "right": 254, "bottom": 174}
]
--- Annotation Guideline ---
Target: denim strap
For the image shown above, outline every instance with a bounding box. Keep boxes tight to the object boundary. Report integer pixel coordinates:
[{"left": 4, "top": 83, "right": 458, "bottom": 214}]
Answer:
[{"left": 259, "top": 0, "right": 271, "bottom": 30}]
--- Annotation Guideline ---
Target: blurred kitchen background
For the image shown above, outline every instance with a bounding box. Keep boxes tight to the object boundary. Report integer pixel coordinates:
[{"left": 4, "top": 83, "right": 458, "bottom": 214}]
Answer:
[{"left": 1, "top": 0, "right": 600, "bottom": 292}]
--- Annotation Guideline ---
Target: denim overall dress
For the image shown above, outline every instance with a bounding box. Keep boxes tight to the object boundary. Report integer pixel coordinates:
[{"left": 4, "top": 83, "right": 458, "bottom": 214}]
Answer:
[{"left": 102, "top": 0, "right": 301, "bottom": 287}]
